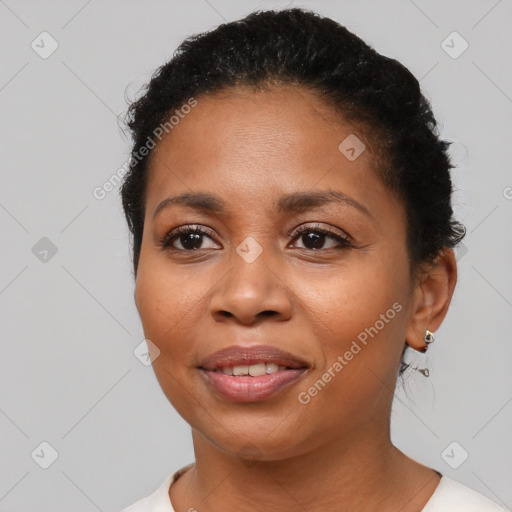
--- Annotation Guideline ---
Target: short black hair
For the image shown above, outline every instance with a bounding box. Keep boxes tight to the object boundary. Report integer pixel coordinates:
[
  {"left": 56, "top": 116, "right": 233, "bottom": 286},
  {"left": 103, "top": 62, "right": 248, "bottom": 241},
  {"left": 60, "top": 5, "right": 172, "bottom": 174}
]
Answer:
[{"left": 120, "top": 7, "right": 465, "bottom": 278}]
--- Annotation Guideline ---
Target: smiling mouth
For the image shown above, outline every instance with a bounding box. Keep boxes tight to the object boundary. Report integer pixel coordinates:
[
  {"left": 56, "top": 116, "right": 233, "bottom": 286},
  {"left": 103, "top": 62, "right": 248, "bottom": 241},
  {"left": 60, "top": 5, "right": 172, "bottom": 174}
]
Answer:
[
  {"left": 199, "top": 360, "right": 308, "bottom": 402},
  {"left": 211, "top": 362, "right": 298, "bottom": 376},
  {"left": 198, "top": 344, "right": 310, "bottom": 402}
]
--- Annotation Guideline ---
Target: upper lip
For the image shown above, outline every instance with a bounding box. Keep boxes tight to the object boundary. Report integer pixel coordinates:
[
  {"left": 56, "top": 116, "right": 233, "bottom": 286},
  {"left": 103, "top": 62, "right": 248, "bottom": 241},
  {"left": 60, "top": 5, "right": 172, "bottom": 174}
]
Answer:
[{"left": 199, "top": 344, "right": 309, "bottom": 371}]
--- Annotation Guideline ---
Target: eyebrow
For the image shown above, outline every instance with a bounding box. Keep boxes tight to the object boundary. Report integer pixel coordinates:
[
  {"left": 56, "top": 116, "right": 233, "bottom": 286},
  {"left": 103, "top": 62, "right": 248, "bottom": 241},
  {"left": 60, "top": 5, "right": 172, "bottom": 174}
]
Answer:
[{"left": 152, "top": 190, "right": 374, "bottom": 220}]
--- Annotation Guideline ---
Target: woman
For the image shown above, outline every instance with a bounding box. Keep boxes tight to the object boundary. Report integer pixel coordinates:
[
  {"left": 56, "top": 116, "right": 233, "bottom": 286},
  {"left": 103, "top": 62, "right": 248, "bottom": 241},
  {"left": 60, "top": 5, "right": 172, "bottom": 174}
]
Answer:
[{"left": 119, "top": 8, "right": 505, "bottom": 512}]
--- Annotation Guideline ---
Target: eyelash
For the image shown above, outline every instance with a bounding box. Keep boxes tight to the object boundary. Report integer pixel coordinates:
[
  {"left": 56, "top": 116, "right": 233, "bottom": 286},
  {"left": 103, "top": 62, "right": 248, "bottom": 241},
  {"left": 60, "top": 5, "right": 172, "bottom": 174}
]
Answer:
[{"left": 158, "top": 223, "right": 353, "bottom": 252}]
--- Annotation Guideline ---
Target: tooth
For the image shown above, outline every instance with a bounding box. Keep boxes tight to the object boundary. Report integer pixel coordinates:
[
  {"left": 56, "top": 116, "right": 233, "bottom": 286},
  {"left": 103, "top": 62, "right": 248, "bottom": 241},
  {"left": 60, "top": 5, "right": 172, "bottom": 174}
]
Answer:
[
  {"left": 265, "top": 363, "right": 279, "bottom": 374},
  {"left": 222, "top": 367, "right": 233, "bottom": 375},
  {"left": 233, "top": 365, "right": 249, "bottom": 376},
  {"left": 248, "top": 363, "right": 266, "bottom": 377},
  {"left": 278, "top": 365, "right": 287, "bottom": 371}
]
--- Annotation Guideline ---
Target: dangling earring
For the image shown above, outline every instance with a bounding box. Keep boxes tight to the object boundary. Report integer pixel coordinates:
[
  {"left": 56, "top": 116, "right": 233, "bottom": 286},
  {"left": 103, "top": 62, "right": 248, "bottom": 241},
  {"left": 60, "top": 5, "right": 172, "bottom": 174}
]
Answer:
[
  {"left": 400, "top": 329, "right": 435, "bottom": 378},
  {"left": 424, "top": 329, "right": 435, "bottom": 351}
]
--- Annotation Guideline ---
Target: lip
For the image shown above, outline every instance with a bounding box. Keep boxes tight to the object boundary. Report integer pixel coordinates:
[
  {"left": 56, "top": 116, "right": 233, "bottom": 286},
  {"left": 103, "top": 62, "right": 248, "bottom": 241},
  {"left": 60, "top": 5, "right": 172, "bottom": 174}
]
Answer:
[
  {"left": 199, "top": 344, "right": 309, "bottom": 371},
  {"left": 198, "top": 344, "right": 309, "bottom": 402}
]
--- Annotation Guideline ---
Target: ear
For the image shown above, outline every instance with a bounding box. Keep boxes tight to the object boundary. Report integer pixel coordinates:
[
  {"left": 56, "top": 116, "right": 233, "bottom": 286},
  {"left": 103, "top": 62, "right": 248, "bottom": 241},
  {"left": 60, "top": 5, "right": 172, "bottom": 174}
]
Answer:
[{"left": 405, "top": 248, "right": 458, "bottom": 351}]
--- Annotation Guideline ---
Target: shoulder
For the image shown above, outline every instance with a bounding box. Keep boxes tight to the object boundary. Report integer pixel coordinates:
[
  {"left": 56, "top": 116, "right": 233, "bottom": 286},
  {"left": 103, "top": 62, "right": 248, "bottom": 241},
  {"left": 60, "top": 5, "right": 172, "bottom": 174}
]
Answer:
[
  {"left": 119, "top": 473, "right": 174, "bottom": 512},
  {"left": 422, "top": 476, "right": 509, "bottom": 512},
  {"left": 119, "top": 464, "right": 194, "bottom": 512}
]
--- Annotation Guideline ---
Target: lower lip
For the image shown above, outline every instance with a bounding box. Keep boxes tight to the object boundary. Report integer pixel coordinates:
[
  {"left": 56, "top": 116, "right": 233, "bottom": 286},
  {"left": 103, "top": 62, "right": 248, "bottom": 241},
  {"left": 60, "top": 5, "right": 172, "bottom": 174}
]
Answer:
[{"left": 200, "top": 368, "right": 306, "bottom": 402}]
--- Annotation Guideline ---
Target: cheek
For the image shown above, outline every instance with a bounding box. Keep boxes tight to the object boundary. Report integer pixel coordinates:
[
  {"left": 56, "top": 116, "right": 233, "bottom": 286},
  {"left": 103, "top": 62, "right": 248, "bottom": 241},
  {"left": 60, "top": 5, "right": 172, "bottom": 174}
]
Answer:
[
  {"left": 295, "top": 257, "right": 409, "bottom": 398},
  {"left": 135, "top": 257, "right": 207, "bottom": 342},
  {"left": 134, "top": 256, "right": 223, "bottom": 399},
  {"left": 299, "top": 255, "right": 408, "bottom": 337},
  {"left": 134, "top": 261, "right": 206, "bottom": 417}
]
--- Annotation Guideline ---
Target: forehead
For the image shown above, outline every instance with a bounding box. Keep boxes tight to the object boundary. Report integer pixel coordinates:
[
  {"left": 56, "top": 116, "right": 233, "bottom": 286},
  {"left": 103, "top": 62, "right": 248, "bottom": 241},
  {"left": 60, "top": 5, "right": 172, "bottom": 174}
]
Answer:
[
  {"left": 143, "top": 86, "right": 403, "bottom": 226},
  {"left": 148, "top": 88, "right": 365, "bottom": 177},
  {"left": 148, "top": 86, "right": 349, "bottom": 173}
]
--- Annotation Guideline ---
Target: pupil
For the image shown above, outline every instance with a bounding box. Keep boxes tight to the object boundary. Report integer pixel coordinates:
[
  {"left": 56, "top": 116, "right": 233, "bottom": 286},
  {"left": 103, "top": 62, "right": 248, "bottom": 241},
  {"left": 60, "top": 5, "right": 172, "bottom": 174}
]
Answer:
[
  {"left": 182, "top": 233, "right": 202, "bottom": 250},
  {"left": 179, "top": 232, "right": 326, "bottom": 250},
  {"left": 303, "top": 232, "right": 324, "bottom": 249}
]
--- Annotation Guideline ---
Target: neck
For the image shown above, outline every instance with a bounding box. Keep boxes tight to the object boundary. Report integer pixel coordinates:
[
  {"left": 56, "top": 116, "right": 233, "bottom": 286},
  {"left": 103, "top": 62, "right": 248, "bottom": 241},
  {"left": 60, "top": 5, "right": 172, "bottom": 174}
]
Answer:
[{"left": 170, "top": 423, "right": 441, "bottom": 512}]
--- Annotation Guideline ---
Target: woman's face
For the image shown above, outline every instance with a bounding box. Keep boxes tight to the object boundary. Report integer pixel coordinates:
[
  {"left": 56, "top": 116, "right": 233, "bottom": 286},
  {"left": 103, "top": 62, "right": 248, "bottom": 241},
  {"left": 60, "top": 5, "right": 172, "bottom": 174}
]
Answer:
[{"left": 134, "top": 86, "right": 418, "bottom": 460}]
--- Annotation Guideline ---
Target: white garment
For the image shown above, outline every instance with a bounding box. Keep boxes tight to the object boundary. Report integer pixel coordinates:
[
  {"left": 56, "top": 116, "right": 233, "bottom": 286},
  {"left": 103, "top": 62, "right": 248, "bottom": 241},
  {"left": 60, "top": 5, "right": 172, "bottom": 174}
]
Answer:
[{"left": 120, "top": 464, "right": 508, "bottom": 512}]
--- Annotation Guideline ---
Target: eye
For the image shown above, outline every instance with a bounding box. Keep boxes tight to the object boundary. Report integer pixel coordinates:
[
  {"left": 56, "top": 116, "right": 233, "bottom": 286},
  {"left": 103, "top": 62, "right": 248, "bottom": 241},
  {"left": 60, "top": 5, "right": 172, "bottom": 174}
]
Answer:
[
  {"left": 159, "top": 225, "right": 220, "bottom": 251},
  {"left": 159, "top": 223, "right": 353, "bottom": 253},
  {"left": 289, "top": 223, "right": 352, "bottom": 251}
]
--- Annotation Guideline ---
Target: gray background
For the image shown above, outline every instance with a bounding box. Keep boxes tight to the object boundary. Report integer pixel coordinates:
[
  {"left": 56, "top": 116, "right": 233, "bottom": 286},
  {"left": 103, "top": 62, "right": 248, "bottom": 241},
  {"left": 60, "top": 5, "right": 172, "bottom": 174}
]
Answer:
[{"left": 0, "top": 0, "right": 511, "bottom": 510}]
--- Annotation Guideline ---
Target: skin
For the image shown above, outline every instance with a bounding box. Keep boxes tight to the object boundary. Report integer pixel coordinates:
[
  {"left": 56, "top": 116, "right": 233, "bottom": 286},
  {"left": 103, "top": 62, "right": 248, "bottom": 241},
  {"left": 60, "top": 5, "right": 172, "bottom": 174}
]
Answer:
[{"left": 133, "top": 85, "right": 457, "bottom": 512}]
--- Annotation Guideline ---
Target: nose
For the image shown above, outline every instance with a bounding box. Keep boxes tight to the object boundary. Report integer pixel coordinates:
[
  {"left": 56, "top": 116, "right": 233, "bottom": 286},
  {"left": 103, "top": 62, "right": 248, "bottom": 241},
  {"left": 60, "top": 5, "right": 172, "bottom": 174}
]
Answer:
[{"left": 208, "top": 245, "right": 293, "bottom": 325}]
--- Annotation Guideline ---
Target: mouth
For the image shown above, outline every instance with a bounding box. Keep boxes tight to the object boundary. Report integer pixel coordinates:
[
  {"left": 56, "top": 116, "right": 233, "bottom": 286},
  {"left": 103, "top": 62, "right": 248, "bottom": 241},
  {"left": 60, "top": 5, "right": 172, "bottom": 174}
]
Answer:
[
  {"left": 211, "top": 362, "right": 297, "bottom": 376},
  {"left": 198, "top": 345, "right": 309, "bottom": 402}
]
